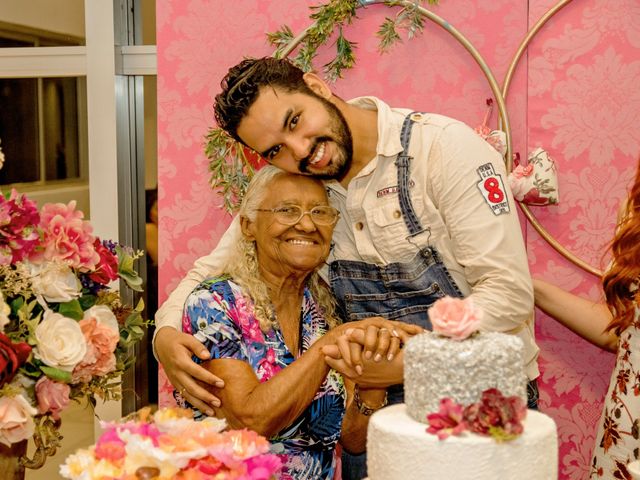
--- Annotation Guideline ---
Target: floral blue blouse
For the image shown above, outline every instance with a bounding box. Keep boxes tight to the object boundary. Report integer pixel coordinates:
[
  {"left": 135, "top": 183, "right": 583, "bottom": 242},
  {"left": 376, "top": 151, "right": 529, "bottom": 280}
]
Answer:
[{"left": 181, "top": 275, "right": 346, "bottom": 480}]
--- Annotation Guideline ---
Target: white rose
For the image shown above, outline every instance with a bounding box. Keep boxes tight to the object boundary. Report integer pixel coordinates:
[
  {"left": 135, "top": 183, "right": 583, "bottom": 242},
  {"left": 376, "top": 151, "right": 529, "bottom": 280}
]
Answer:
[
  {"left": 28, "top": 262, "right": 81, "bottom": 303},
  {"left": 0, "top": 394, "right": 38, "bottom": 447},
  {"left": 0, "top": 292, "right": 10, "bottom": 332},
  {"left": 82, "top": 305, "right": 118, "bottom": 333},
  {"left": 35, "top": 311, "right": 87, "bottom": 371}
]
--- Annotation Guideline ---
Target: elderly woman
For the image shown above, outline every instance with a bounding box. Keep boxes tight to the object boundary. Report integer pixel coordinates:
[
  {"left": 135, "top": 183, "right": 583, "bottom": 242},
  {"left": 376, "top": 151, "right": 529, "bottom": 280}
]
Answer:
[{"left": 180, "top": 166, "right": 416, "bottom": 479}]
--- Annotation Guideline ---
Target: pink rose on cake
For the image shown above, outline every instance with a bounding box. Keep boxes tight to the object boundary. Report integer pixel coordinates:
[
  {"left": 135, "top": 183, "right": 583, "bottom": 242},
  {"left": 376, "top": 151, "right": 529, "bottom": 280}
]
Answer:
[{"left": 429, "top": 296, "right": 482, "bottom": 340}]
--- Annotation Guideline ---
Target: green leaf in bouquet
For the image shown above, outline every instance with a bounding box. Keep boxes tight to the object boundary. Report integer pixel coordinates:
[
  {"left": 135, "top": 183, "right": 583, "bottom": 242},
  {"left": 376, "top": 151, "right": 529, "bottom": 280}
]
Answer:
[
  {"left": 115, "top": 245, "right": 144, "bottom": 292},
  {"left": 79, "top": 294, "right": 97, "bottom": 310},
  {"left": 41, "top": 365, "right": 72, "bottom": 383},
  {"left": 57, "top": 299, "right": 84, "bottom": 320}
]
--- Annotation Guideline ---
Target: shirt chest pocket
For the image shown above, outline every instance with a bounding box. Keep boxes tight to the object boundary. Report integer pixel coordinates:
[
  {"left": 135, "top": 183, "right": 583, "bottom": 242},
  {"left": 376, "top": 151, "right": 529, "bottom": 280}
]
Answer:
[{"left": 367, "top": 194, "right": 425, "bottom": 258}]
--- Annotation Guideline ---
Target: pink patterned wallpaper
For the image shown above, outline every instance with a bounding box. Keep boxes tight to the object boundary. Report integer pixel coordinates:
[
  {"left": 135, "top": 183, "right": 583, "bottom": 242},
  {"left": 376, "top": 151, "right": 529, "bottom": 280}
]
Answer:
[{"left": 156, "top": 1, "right": 639, "bottom": 478}]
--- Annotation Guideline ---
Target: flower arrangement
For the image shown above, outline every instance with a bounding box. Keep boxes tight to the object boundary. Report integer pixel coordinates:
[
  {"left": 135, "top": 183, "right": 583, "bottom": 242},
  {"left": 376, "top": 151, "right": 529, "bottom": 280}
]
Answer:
[
  {"left": 0, "top": 188, "right": 147, "bottom": 468},
  {"left": 426, "top": 388, "right": 528, "bottom": 442},
  {"left": 60, "top": 407, "right": 283, "bottom": 480},
  {"left": 429, "top": 296, "right": 482, "bottom": 341}
]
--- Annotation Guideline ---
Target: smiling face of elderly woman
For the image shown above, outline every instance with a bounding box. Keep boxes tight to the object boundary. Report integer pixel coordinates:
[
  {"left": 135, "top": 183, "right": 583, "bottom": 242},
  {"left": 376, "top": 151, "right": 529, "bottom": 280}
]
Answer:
[{"left": 240, "top": 171, "right": 336, "bottom": 277}]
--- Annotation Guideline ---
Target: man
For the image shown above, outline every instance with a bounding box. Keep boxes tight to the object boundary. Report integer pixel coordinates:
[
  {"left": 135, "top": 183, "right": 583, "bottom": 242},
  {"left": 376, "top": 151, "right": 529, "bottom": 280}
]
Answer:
[{"left": 154, "top": 56, "right": 538, "bottom": 479}]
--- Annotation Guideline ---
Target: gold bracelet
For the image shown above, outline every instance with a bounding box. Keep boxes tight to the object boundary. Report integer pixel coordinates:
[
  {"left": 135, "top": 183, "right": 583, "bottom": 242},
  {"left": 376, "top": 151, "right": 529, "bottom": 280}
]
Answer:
[{"left": 354, "top": 384, "right": 388, "bottom": 416}]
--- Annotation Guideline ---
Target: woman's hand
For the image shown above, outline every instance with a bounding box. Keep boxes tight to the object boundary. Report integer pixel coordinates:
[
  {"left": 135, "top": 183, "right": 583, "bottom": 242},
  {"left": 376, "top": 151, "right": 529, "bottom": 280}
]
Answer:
[
  {"left": 323, "top": 339, "right": 405, "bottom": 387},
  {"left": 324, "top": 319, "right": 422, "bottom": 375},
  {"left": 155, "top": 327, "right": 225, "bottom": 414}
]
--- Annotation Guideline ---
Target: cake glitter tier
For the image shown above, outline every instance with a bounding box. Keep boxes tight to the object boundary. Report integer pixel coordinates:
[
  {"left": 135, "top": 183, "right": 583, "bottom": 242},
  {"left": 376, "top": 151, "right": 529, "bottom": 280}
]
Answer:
[
  {"left": 404, "top": 331, "right": 527, "bottom": 422},
  {"left": 367, "top": 404, "right": 558, "bottom": 480}
]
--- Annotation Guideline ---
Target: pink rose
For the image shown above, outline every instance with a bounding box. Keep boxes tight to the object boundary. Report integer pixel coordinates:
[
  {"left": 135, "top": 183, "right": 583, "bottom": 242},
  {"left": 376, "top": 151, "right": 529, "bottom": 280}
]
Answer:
[
  {"left": 429, "top": 296, "right": 482, "bottom": 340},
  {"left": 72, "top": 306, "right": 119, "bottom": 383},
  {"left": 0, "top": 394, "right": 38, "bottom": 447},
  {"left": 31, "top": 201, "right": 100, "bottom": 271},
  {"left": 511, "top": 164, "right": 534, "bottom": 179},
  {"left": 35, "top": 377, "right": 71, "bottom": 420}
]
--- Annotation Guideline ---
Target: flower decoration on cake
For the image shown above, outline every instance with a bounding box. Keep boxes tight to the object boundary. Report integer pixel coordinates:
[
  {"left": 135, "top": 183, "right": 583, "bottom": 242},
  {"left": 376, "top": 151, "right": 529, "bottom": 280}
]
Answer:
[
  {"left": 429, "top": 296, "right": 482, "bottom": 340},
  {"left": 426, "top": 388, "right": 527, "bottom": 442},
  {"left": 0, "top": 185, "right": 148, "bottom": 468},
  {"left": 60, "top": 407, "right": 283, "bottom": 480}
]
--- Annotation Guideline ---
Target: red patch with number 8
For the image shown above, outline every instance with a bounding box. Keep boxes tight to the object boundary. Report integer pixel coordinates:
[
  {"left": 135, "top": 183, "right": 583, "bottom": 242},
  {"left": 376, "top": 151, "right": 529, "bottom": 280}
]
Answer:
[{"left": 483, "top": 177, "right": 505, "bottom": 203}]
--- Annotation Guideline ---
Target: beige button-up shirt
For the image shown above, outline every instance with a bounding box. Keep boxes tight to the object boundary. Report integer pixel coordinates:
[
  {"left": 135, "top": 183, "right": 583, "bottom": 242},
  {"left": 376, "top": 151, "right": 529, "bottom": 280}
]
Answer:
[{"left": 155, "top": 97, "right": 538, "bottom": 379}]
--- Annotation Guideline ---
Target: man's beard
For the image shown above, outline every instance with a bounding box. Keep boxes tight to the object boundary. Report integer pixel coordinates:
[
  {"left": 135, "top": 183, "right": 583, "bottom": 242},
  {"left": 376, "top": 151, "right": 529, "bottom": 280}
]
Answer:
[{"left": 298, "top": 95, "right": 353, "bottom": 182}]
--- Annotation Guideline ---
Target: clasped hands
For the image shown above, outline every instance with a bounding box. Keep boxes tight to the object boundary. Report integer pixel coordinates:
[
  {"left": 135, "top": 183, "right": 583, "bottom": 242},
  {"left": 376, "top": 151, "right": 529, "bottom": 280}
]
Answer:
[{"left": 322, "top": 318, "right": 424, "bottom": 387}]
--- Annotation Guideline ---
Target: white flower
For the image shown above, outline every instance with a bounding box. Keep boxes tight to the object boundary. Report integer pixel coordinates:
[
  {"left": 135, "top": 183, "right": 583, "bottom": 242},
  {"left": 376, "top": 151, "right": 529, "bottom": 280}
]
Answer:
[
  {"left": 0, "top": 291, "right": 10, "bottom": 332},
  {"left": 81, "top": 305, "right": 118, "bottom": 333},
  {"left": 0, "top": 394, "right": 38, "bottom": 447},
  {"left": 35, "top": 310, "right": 87, "bottom": 371},
  {"left": 28, "top": 261, "right": 82, "bottom": 303}
]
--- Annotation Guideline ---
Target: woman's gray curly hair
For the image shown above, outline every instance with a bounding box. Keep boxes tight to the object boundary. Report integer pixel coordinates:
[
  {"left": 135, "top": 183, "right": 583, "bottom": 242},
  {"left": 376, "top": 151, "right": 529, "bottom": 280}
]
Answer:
[{"left": 222, "top": 165, "right": 339, "bottom": 332}]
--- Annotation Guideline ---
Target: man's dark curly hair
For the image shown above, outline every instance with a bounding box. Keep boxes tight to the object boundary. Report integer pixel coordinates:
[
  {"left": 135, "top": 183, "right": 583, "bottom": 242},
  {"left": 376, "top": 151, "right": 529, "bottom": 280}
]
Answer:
[{"left": 214, "top": 57, "right": 314, "bottom": 143}]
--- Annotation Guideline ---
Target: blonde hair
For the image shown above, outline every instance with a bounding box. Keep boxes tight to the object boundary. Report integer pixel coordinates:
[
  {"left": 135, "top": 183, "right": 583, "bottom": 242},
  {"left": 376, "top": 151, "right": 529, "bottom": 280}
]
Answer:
[{"left": 225, "top": 166, "right": 339, "bottom": 332}]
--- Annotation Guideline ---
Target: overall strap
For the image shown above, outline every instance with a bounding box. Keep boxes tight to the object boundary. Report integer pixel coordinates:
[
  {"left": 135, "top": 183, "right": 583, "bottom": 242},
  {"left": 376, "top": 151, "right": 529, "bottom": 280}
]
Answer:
[{"left": 396, "top": 113, "right": 426, "bottom": 237}]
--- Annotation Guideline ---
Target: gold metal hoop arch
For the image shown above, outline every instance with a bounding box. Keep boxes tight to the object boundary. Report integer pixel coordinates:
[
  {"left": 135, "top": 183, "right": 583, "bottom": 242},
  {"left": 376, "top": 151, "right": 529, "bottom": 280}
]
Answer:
[
  {"left": 279, "top": 0, "right": 600, "bottom": 277},
  {"left": 500, "top": 0, "right": 601, "bottom": 276}
]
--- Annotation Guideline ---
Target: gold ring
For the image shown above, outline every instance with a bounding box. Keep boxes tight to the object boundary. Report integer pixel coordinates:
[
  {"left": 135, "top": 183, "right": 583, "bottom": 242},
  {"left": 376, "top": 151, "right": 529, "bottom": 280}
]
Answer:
[
  {"left": 378, "top": 328, "right": 389, "bottom": 334},
  {"left": 179, "top": 387, "right": 186, "bottom": 397}
]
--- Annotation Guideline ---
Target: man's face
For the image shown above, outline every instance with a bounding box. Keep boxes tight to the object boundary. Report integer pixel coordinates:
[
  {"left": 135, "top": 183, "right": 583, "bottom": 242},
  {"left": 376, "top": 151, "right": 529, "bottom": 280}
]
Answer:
[{"left": 236, "top": 86, "right": 353, "bottom": 181}]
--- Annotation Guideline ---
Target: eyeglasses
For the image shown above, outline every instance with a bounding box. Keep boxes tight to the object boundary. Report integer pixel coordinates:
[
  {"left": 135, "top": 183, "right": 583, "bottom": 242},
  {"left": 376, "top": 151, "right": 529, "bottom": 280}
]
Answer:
[{"left": 256, "top": 205, "right": 340, "bottom": 226}]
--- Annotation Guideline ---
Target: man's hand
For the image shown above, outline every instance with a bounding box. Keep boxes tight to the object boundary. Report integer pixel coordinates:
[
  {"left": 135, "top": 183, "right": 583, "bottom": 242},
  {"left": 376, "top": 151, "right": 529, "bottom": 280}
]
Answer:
[
  {"left": 323, "top": 342, "right": 405, "bottom": 387},
  {"left": 155, "top": 327, "right": 225, "bottom": 415}
]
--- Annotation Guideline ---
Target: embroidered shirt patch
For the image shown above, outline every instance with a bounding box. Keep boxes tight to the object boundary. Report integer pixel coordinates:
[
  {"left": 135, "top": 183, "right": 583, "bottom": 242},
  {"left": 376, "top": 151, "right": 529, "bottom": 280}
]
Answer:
[
  {"left": 476, "top": 163, "right": 510, "bottom": 215},
  {"left": 377, "top": 180, "right": 415, "bottom": 198}
]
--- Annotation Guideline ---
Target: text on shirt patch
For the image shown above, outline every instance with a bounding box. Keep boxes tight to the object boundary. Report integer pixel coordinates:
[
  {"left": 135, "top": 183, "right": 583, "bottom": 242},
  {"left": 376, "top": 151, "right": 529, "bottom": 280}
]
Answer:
[
  {"left": 476, "top": 163, "right": 510, "bottom": 215},
  {"left": 377, "top": 180, "right": 415, "bottom": 198}
]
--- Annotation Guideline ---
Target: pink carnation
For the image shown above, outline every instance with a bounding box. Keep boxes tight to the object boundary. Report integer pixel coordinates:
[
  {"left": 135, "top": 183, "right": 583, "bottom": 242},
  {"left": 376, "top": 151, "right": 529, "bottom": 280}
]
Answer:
[
  {"left": 0, "top": 189, "right": 40, "bottom": 265},
  {"left": 463, "top": 388, "right": 527, "bottom": 440},
  {"left": 33, "top": 201, "right": 100, "bottom": 271},
  {"left": 429, "top": 296, "right": 482, "bottom": 340},
  {"left": 88, "top": 239, "right": 119, "bottom": 285},
  {"left": 72, "top": 317, "right": 119, "bottom": 383},
  {"left": 35, "top": 377, "right": 71, "bottom": 420}
]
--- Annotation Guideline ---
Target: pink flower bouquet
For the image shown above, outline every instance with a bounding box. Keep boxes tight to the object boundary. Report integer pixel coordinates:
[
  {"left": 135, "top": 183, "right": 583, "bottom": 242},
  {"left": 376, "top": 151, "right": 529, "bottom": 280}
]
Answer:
[
  {"left": 60, "top": 407, "right": 283, "bottom": 480},
  {"left": 0, "top": 189, "right": 147, "bottom": 468}
]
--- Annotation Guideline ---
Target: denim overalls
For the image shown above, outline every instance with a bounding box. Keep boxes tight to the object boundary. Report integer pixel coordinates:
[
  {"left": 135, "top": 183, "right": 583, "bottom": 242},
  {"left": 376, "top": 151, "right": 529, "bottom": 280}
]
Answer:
[
  {"left": 330, "top": 112, "right": 464, "bottom": 405},
  {"left": 332, "top": 112, "right": 538, "bottom": 480}
]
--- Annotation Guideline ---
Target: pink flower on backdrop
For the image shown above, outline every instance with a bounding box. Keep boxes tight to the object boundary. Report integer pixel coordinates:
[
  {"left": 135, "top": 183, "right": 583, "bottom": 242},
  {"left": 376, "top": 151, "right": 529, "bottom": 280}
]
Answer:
[
  {"left": 88, "top": 239, "right": 119, "bottom": 285},
  {"left": 72, "top": 307, "right": 120, "bottom": 383},
  {"left": 426, "top": 398, "right": 467, "bottom": 440},
  {"left": 429, "top": 296, "right": 482, "bottom": 340},
  {"left": 0, "top": 394, "right": 38, "bottom": 447},
  {"left": 32, "top": 201, "right": 100, "bottom": 271},
  {"left": 35, "top": 377, "right": 71, "bottom": 421},
  {"left": 0, "top": 189, "right": 40, "bottom": 265}
]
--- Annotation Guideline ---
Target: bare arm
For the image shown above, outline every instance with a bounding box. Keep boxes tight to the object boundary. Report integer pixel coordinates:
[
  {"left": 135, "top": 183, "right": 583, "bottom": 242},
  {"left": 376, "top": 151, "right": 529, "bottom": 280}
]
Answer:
[
  {"left": 339, "top": 380, "right": 387, "bottom": 454},
  {"left": 533, "top": 278, "right": 617, "bottom": 351},
  {"left": 206, "top": 341, "right": 332, "bottom": 437}
]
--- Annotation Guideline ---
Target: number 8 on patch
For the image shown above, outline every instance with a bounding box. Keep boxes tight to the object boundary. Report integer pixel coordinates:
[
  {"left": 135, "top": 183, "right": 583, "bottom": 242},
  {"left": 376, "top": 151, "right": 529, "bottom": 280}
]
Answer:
[{"left": 476, "top": 163, "right": 510, "bottom": 216}]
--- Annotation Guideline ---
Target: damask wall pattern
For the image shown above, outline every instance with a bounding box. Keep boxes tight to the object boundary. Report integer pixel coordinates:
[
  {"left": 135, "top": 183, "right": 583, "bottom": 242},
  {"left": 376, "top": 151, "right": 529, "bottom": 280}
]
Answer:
[{"left": 156, "top": 1, "right": 639, "bottom": 478}]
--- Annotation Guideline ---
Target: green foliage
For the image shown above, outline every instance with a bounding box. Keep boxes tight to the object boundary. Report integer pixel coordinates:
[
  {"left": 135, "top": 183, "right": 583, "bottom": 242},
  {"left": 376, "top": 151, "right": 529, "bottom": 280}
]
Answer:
[{"left": 116, "top": 245, "right": 144, "bottom": 292}]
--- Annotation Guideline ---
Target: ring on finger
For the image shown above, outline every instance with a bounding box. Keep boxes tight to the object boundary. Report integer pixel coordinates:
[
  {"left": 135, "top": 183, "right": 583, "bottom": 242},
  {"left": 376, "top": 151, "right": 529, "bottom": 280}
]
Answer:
[
  {"left": 378, "top": 327, "right": 390, "bottom": 335},
  {"left": 179, "top": 387, "right": 186, "bottom": 397}
]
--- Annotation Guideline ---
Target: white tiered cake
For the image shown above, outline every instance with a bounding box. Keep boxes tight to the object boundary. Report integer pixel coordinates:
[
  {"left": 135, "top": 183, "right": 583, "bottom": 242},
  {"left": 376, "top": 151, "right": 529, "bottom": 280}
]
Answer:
[{"left": 366, "top": 297, "right": 558, "bottom": 480}]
